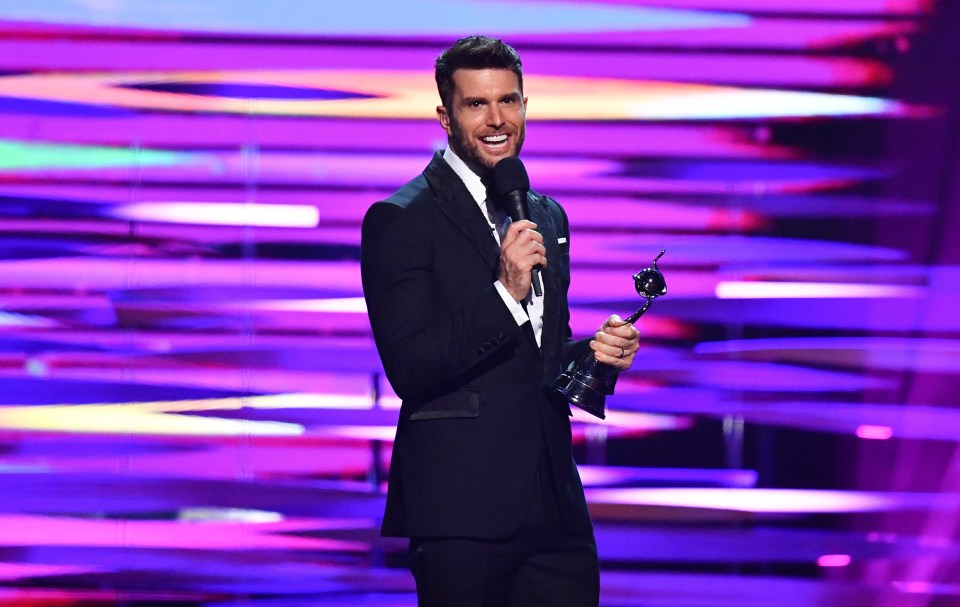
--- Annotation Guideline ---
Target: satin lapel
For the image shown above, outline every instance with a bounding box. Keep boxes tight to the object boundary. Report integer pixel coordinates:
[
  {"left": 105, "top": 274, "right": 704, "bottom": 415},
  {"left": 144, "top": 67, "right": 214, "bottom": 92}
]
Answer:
[
  {"left": 423, "top": 153, "right": 500, "bottom": 272},
  {"left": 527, "top": 192, "right": 561, "bottom": 368}
]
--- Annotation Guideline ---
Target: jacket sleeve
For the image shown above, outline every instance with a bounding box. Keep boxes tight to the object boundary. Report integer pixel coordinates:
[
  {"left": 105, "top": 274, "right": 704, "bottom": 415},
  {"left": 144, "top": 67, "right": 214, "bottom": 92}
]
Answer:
[
  {"left": 553, "top": 197, "right": 589, "bottom": 367},
  {"left": 361, "top": 200, "right": 524, "bottom": 402}
]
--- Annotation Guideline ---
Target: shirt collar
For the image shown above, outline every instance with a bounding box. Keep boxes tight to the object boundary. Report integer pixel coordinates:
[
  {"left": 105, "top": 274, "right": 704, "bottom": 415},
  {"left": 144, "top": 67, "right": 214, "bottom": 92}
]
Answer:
[{"left": 443, "top": 147, "right": 487, "bottom": 208}]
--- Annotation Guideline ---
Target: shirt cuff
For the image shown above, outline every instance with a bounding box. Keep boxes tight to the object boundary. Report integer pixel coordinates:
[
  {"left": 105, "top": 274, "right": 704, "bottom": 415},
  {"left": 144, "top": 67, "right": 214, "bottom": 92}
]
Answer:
[{"left": 494, "top": 280, "right": 530, "bottom": 326}]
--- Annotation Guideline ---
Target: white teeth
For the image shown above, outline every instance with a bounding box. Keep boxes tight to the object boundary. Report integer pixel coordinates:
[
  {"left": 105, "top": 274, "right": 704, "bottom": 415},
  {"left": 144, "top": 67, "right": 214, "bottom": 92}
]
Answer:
[{"left": 482, "top": 134, "right": 508, "bottom": 144}]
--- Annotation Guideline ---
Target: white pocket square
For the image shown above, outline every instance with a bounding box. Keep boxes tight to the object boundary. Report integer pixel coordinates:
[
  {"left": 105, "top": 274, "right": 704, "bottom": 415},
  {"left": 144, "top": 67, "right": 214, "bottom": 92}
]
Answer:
[{"left": 558, "top": 237, "right": 568, "bottom": 244}]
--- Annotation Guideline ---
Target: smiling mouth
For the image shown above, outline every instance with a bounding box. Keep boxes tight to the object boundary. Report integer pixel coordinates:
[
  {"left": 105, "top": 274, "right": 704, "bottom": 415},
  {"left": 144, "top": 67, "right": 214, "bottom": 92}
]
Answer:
[{"left": 481, "top": 134, "right": 509, "bottom": 148}]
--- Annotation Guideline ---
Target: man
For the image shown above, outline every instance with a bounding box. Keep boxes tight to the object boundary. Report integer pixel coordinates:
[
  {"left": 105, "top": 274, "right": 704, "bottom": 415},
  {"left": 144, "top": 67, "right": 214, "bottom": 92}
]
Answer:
[{"left": 360, "top": 36, "right": 639, "bottom": 606}]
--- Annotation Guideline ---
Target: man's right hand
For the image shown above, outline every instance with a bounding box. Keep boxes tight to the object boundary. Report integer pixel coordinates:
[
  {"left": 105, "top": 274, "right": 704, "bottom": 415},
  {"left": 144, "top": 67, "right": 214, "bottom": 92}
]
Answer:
[{"left": 498, "top": 219, "right": 546, "bottom": 301}]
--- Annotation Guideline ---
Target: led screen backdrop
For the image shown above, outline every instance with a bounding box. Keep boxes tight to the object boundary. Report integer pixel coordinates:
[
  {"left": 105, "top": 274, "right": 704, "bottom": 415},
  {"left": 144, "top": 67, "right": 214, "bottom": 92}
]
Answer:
[{"left": 1, "top": 1, "right": 959, "bottom": 605}]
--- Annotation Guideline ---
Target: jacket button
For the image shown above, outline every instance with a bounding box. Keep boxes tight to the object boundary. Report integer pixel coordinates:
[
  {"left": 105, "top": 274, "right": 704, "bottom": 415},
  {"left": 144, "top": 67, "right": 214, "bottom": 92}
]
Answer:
[{"left": 476, "top": 347, "right": 485, "bottom": 355}]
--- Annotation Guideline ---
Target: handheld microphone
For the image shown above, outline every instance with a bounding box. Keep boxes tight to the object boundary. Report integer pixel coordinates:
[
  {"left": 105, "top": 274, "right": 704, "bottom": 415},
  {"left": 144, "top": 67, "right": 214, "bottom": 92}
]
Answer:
[{"left": 492, "top": 156, "right": 542, "bottom": 297}]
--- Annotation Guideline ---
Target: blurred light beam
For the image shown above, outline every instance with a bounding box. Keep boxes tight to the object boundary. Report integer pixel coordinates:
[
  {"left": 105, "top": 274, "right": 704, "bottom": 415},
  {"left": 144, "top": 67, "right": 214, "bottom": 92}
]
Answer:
[
  {"left": 112, "top": 202, "right": 319, "bottom": 228},
  {"left": 857, "top": 425, "right": 894, "bottom": 440},
  {"left": 817, "top": 554, "right": 852, "bottom": 567},
  {"left": 586, "top": 488, "right": 960, "bottom": 513},
  {"left": 716, "top": 281, "right": 926, "bottom": 299}
]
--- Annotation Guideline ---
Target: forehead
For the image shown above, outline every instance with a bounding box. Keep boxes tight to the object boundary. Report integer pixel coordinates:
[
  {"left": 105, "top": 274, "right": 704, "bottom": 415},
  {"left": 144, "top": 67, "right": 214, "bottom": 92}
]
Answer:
[{"left": 450, "top": 68, "right": 521, "bottom": 97}]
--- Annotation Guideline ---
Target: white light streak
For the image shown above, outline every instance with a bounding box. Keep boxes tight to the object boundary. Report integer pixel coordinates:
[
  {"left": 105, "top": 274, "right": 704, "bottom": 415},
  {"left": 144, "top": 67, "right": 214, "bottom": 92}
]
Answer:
[{"left": 113, "top": 202, "right": 319, "bottom": 228}]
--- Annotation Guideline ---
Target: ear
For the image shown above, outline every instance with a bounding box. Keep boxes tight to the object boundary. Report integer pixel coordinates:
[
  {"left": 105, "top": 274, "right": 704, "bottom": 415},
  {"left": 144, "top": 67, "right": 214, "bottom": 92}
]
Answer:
[{"left": 437, "top": 105, "right": 453, "bottom": 136}]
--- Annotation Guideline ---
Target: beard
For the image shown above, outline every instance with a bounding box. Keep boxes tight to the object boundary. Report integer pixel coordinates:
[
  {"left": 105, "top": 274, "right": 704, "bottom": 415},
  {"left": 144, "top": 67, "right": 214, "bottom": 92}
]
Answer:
[{"left": 447, "top": 114, "right": 526, "bottom": 176}]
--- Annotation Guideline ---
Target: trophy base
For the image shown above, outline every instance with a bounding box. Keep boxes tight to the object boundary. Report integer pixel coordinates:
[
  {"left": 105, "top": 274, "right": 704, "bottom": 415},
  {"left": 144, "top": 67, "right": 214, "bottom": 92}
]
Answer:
[{"left": 551, "top": 371, "right": 607, "bottom": 420}]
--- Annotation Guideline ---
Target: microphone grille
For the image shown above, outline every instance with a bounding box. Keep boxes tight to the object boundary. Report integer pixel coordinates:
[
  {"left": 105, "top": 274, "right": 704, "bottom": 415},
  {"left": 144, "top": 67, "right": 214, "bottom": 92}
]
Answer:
[{"left": 491, "top": 156, "right": 530, "bottom": 197}]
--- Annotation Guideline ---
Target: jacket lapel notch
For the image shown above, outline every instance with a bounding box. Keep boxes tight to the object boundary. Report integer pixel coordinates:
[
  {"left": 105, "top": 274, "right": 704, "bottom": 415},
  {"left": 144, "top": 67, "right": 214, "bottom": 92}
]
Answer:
[{"left": 424, "top": 153, "right": 500, "bottom": 272}]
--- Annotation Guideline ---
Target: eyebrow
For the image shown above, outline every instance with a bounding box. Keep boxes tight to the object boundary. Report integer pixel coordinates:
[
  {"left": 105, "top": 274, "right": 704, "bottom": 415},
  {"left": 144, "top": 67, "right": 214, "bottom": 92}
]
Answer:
[{"left": 460, "top": 92, "right": 522, "bottom": 105}]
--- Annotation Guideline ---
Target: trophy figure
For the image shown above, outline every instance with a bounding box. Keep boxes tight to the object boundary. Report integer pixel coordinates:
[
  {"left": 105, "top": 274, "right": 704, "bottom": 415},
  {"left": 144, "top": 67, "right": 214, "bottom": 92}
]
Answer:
[{"left": 550, "top": 250, "right": 667, "bottom": 419}]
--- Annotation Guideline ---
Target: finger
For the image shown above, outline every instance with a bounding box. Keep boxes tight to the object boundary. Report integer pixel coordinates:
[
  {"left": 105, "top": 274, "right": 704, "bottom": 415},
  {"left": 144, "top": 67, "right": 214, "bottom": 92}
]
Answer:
[
  {"left": 594, "top": 336, "right": 638, "bottom": 362},
  {"left": 594, "top": 330, "right": 632, "bottom": 347},
  {"left": 513, "top": 228, "right": 543, "bottom": 248},
  {"left": 590, "top": 337, "right": 626, "bottom": 359},
  {"left": 523, "top": 241, "right": 547, "bottom": 261},
  {"left": 505, "top": 220, "right": 537, "bottom": 237},
  {"left": 592, "top": 349, "right": 630, "bottom": 369},
  {"left": 507, "top": 241, "right": 547, "bottom": 269},
  {"left": 502, "top": 230, "right": 542, "bottom": 255},
  {"left": 524, "top": 253, "right": 547, "bottom": 270},
  {"left": 601, "top": 314, "right": 626, "bottom": 331},
  {"left": 603, "top": 324, "right": 637, "bottom": 340},
  {"left": 593, "top": 331, "right": 615, "bottom": 346}
]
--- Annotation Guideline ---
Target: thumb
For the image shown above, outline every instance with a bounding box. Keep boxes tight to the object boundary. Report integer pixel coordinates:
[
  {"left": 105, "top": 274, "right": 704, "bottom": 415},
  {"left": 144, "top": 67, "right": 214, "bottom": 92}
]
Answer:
[{"left": 602, "top": 314, "right": 625, "bottom": 330}]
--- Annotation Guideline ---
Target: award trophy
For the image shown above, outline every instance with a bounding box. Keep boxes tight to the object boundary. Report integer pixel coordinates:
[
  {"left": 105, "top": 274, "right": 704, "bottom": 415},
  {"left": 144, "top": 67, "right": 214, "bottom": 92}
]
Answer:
[{"left": 550, "top": 250, "right": 667, "bottom": 419}]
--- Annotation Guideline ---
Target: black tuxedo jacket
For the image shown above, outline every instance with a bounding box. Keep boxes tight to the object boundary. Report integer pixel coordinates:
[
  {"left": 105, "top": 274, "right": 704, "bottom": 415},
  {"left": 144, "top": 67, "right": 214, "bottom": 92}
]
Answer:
[{"left": 361, "top": 152, "right": 592, "bottom": 540}]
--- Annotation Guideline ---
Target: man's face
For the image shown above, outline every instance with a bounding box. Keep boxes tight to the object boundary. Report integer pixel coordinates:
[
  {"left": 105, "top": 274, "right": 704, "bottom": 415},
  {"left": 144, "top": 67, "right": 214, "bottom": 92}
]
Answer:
[{"left": 437, "top": 68, "right": 527, "bottom": 175}]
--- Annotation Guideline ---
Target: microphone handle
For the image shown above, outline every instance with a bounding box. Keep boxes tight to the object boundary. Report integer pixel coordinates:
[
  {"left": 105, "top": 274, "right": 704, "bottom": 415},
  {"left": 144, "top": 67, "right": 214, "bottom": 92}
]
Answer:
[
  {"left": 531, "top": 267, "right": 542, "bottom": 298},
  {"left": 505, "top": 190, "right": 543, "bottom": 298}
]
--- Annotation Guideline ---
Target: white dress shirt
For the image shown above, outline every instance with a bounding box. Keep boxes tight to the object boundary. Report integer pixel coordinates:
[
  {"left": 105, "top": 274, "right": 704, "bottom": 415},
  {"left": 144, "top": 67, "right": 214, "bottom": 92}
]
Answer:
[{"left": 442, "top": 148, "right": 544, "bottom": 346}]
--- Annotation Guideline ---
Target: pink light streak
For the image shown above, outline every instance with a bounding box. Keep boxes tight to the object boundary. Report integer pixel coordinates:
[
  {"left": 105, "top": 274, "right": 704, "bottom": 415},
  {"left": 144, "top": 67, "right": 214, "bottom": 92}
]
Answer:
[
  {"left": 716, "top": 281, "right": 926, "bottom": 299},
  {"left": 0, "top": 514, "right": 358, "bottom": 551},
  {"left": 234, "top": 297, "right": 368, "bottom": 313},
  {"left": 817, "top": 554, "right": 852, "bottom": 567},
  {"left": 857, "top": 425, "right": 894, "bottom": 440},
  {"left": 584, "top": 488, "right": 954, "bottom": 513},
  {"left": 894, "top": 580, "right": 935, "bottom": 594},
  {"left": 0, "top": 258, "right": 361, "bottom": 290},
  {"left": 610, "top": 0, "right": 931, "bottom": 15},
  {"left": 0, "top": 562, "right": 100, "bottom": 581}
]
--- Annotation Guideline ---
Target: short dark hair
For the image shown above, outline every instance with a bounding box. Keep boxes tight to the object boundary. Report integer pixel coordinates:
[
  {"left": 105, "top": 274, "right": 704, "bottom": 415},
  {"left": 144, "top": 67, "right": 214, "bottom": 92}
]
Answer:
[{"left": 435, "top": 36, "right": 523, "bottom": 112}]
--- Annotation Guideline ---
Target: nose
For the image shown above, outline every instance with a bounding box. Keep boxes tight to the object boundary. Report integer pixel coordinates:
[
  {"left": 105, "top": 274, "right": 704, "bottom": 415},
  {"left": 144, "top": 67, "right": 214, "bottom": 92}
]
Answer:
[{"left": 487, "top": 104, "right": 504, "bottom": 127}]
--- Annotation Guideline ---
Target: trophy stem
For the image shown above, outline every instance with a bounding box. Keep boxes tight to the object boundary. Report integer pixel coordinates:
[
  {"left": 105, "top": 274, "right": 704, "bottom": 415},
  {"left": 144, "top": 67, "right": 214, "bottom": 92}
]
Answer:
[{"left": 625, "top": 300, "right": 652, "bottom": 325}]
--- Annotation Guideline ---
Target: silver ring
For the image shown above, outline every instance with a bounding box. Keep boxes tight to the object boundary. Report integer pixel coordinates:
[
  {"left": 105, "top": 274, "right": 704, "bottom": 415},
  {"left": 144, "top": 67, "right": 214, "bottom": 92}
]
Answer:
[{"left": 618, "top": 347, "right": 625, "bottom": 359}]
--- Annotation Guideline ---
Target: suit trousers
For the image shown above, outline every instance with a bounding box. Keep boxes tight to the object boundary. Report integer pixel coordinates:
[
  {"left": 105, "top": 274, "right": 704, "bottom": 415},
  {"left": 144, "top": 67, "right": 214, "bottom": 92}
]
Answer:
[{"left": 408, "top": 449, "right": 599, "bottom": 607}]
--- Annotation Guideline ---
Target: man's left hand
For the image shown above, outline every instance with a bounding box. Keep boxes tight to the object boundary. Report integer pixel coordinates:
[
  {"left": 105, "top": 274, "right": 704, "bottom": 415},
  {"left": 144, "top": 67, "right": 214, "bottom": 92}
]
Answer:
[{"left": 589, "top": 314, "right": 639, "bottom": 371}]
